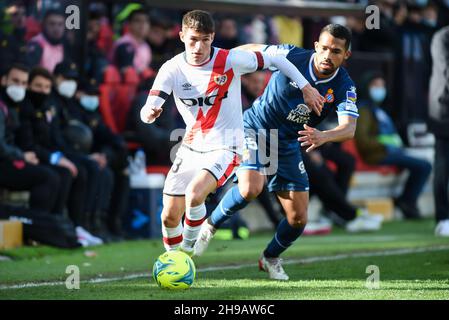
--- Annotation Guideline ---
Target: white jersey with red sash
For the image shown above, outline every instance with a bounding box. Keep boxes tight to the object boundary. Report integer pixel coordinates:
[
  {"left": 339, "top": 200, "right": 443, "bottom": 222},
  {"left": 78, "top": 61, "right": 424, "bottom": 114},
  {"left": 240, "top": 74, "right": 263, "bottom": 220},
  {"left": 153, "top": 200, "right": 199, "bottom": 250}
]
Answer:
[{"left": 145, "top": 46, "right": 265, "bottom": 154}]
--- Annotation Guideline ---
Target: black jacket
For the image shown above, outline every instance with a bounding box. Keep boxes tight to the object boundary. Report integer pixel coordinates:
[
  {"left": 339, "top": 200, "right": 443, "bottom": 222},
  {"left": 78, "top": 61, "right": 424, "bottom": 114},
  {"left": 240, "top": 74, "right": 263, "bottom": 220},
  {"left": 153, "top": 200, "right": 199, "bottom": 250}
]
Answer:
[
  {"left": 54, "top": 92, "right": 128, "bottom": 169},
  {"left": 16, "top": 95, "right": 68, "bottom": 164},
  {"left": 0, "top": 96, "right": 23, "bottom": 162},
  {"left": 428, "top": 26, "right": 449, "bottom": 139}
]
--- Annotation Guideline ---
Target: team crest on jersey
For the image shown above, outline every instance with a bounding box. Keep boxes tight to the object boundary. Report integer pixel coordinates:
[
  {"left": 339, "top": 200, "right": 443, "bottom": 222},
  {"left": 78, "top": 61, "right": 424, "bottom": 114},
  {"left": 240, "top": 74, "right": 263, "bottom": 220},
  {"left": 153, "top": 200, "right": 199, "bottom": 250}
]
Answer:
[
  {"left": 214, "top": 74, "right": 228, "bottom": 86},
  {"left": 325, "top": 88, "right": 334, "bottom": 103},
  {"left": 286, "top": 104, "right": 311, "bottom": 125}
]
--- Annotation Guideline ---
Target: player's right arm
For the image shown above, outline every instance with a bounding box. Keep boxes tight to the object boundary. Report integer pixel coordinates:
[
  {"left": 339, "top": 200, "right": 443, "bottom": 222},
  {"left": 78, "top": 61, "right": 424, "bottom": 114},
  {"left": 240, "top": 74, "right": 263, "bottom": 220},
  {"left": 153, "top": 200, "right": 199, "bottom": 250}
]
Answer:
[
  {"left": 140, "top": 61, "right": 174, "bottom": 124},
  {"left": 236, "top": 43, "right": 325, "bottom": 116}
]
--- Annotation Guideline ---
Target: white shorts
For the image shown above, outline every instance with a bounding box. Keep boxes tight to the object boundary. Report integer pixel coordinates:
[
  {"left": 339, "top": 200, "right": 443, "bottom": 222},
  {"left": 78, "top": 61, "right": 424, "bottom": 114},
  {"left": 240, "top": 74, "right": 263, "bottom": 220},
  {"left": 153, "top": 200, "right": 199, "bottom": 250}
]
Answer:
[{"left": 163, "top": 144, "right": 240, "bottom": 196}]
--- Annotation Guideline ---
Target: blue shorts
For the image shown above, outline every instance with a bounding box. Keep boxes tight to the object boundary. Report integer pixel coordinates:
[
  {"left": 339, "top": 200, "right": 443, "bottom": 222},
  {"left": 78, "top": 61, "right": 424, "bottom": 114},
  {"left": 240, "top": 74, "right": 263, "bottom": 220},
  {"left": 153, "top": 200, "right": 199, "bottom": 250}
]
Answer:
[{"left": 235, "top": 127, "right": 309, "bottom": 193}]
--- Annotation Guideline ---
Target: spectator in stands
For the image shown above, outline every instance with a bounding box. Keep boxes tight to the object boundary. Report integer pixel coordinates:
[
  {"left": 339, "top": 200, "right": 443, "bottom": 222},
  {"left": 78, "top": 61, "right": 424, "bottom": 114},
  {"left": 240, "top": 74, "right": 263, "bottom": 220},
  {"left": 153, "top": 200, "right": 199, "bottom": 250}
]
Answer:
[
  {"left": 16, "top": 66, "right": 102, "bottom": 246},
  {"left": 241, "top": 71, "right": 267, "bottom": 111},
  {"left": 359, "top": 0, "right": 404, "bottom": 53},
  {"left": 240, "top": 70, "right": 283, "bottom": 228},
  {"left": 213, "top": 17, "right": 240, "bottom": 49},
  {"left": 75, "top": 77, "right": 130, "bottom": 240},
  {"left": 0, "top": 63, "right": 64, "bottom": 215},
  {"left": 52, "top": 61, "right": 115, "bottom": 242},
  {"left": 147, "top": 11, "right": 183, "bottom": 71},
  {"left": 394, "top": 1, "right": 436, "bottom": 129},
  {"left": 85, "top": 7, "right": 109, "bottom": 85},
  {"left": 0, "top": 1, "right": 28, "bottom": 74},
  {"left": 429, "top": 25, "right": 449, "bottom": 237},
  {"left": 26, "top": 9, "right": 71, "bottom": 72},
  {"left": 320, "top": 142, "right": 356, "bottom": 198},
  {"left": 355, "top": 72, "right": 432, "bottom": 219},
  {"left": 303, "top": 150, "right": 383, "bottom": 232},
  {"left": 110, "top": 8, "right": 152, "bottom": 74}
]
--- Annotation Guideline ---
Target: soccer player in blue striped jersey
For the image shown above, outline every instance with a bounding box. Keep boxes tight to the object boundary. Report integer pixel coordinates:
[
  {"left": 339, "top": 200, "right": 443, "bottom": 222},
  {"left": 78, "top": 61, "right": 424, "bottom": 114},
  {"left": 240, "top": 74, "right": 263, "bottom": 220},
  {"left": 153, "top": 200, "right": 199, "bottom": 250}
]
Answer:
[{"left": 194, "top": 24, "right": 361, "bottom": 280}]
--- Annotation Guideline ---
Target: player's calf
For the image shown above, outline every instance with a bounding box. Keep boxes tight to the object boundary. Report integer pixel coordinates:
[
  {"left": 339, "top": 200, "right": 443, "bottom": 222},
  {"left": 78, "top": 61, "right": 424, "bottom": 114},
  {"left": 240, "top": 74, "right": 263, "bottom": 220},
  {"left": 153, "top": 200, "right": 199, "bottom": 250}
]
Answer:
[
  {"left": 181, "top": 170, "right": 218, "bottom": 253},
  {"left": 160, "top": 198, "right": 185, "bottom": 251}
]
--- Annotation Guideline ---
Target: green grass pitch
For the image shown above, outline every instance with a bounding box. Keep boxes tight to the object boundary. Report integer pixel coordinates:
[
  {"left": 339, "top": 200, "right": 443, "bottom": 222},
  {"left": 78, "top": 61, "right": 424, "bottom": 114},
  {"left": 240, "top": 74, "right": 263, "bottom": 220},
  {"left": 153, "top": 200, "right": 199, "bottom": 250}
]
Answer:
[{"left": 0, "top": 219, "right": 448, "bottom": 300}]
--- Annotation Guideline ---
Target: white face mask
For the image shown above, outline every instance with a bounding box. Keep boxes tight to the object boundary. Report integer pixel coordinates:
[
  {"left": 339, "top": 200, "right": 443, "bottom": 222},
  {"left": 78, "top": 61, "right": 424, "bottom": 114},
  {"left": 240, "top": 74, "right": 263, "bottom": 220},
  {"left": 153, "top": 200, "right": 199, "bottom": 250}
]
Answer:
[
  {"left": 6, "top": 85, "right": 26, "bottom": 102},
  {"left": 80, "top": 95, "right": 99, "bottom": 111},
  {"left": 58, "top": 80, "right": 77, "bottom": 98}
]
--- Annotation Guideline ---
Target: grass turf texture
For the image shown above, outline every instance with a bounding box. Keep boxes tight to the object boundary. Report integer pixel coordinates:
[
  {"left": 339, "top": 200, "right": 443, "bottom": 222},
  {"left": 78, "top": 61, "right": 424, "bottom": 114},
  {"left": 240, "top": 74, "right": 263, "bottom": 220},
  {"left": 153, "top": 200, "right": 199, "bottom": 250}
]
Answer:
[{"left": 0, "top": 219, "right": 448, "bottom": 300}]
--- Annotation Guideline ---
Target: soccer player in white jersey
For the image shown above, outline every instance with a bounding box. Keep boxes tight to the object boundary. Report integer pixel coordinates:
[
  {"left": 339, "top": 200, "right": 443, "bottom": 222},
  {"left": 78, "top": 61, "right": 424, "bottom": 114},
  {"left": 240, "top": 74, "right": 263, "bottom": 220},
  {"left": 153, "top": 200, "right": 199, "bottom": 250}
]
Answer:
[{"left": 140, "top": 10, "right": 324, "bottom": 255}]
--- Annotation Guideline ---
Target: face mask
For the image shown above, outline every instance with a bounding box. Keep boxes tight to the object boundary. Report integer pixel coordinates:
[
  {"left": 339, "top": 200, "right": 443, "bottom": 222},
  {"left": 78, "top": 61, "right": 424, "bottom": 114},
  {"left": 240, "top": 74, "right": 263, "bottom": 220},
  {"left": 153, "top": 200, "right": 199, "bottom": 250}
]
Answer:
[
  {"left": 369, "top": 87, "right": 386, "bottom": 103},
  {"left": 80, "top": 95, "right": 99, "bottom": 111},
  {"left": 27, "top": 90, "right": 49, "bottom": 108},
  {"left": 422, "top": 19, "right": 437, "bottom": 28},
  {"left": 58, "top": 80, "right": 77, "bottom": 98},
  {"left": 6, "top": 85, "right": 26, "bottom": 102},
  {"left": 415, "top": 0, "right": 428, "bottom": 7}
]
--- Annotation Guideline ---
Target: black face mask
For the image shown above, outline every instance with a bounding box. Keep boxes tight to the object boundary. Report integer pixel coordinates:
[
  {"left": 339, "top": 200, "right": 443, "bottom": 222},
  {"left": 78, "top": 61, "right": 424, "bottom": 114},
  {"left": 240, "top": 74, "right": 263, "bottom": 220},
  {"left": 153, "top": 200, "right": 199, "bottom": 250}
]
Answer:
[{"left": 26, "top": 90, "right": 49, "bottom": 108}]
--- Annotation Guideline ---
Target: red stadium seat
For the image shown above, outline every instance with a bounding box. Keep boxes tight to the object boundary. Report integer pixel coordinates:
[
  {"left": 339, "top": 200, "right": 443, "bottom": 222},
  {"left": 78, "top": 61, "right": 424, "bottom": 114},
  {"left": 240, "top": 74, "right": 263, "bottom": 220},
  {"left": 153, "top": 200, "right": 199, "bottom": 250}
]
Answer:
[
  {"left": 341, "top": 140, "right": 399, "bottom": 175},
  {"left": 114, "top": 67, "right": 139, "bottom": 132},
  {"left": 99, "top": 66, "right": 140, "bottom": 133}
]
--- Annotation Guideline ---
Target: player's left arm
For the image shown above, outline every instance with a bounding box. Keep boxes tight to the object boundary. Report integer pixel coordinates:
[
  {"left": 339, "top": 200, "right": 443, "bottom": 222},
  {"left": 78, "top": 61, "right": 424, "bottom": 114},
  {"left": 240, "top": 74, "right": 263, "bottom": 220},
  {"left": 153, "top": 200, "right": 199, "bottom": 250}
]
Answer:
[
  {"left": 230, "top": 48, "right": 309, "bottom": 88},
  {"left": 298, "top": 116, "right": 356, "bottom": 152},
  {"left": 231, "top": 46, "right": 325, "bottom": 115}
]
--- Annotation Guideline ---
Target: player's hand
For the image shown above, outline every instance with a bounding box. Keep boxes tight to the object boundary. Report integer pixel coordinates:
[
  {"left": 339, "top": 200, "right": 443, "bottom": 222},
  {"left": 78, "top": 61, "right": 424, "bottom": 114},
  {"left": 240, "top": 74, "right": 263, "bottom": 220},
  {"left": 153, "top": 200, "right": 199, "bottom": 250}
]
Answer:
[
  {"left": 24, "top": 151, "right": 39, "bottom": 165},
  {"left": 298, "top": 124, "right": 327, "bottom": 153},
  {"left": 58, "top": 157, "right": 78, "bottom": 177},
  {"left": 301, "top": 84, "right": 325, "bottom": 116},
  {"left": 143, "top": 107, "right": 163, "bottom": 124}
]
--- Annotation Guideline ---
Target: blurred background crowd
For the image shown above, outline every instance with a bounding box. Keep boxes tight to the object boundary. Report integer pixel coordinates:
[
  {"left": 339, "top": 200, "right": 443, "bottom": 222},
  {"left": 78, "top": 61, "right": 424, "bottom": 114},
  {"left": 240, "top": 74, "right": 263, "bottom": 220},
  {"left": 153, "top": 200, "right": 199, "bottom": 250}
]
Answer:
[{"left": 0, "top": 0, "right": 448, "bottom": 247}]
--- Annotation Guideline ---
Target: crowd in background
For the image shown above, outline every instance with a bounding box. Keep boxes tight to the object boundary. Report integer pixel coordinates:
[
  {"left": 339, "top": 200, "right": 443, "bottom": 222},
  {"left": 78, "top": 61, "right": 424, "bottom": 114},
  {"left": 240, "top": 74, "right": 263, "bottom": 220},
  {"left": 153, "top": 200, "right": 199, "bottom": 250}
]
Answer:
[{"left": 0, "top": 0, "right": 448, "bottom": 246}]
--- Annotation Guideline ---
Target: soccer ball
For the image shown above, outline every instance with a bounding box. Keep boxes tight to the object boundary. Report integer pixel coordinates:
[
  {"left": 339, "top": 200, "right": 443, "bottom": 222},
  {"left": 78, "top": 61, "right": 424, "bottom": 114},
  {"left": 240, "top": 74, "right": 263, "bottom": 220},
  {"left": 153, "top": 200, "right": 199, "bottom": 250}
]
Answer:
[{"left": 152, "top": 251, "right": 196, "bottom": 290}]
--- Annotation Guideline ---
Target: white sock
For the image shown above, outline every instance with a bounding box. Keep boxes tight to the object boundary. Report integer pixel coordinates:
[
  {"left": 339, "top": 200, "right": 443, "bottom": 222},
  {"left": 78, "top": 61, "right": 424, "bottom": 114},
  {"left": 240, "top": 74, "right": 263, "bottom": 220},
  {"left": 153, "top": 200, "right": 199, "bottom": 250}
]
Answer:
[
  {"left": 182, "top": 203, "right": 207, "bottom": 251},
  {"left": 162, "top": 222, "right": 183, "bottom": 251}
]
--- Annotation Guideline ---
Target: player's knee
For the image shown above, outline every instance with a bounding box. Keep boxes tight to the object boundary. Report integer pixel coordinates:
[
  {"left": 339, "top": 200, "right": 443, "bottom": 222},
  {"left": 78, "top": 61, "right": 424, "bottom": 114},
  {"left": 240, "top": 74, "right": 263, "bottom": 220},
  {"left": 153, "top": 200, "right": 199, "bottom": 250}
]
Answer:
[
  {"left": 286, "top": 211, "right": 308, "bottom": 228},
  {"left": 238, "top": 182, "right": 263, "bottom": 201},
  {"left": 161, "top": 211, "right": 181, "bottom": 228},
  {"left": 161, "top": 202, "right": 184, "bottom": 227},
  {"left": 185, "top": 188, "right": 206, "bottom": 207}
]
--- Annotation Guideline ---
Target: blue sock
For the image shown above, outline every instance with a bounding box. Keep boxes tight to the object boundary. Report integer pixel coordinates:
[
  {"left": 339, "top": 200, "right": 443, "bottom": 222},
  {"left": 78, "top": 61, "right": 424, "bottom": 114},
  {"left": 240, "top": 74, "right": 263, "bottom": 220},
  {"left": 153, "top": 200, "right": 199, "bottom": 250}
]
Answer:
[
  {"left": 264, "top": 218, "right": 305, "bottom": 258},
  {"left": 209, "top": 185, "right": 249, "bottom": 228}
]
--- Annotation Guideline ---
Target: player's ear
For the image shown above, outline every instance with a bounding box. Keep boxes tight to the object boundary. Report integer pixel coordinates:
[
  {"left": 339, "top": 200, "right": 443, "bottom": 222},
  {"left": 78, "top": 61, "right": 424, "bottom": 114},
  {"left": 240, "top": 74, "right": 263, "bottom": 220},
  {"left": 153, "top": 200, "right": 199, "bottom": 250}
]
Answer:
[
  {"left": 344, "top": 50, "right": 352, "bottom": 60},
  {"left": 179, "top": 30, "right": 185, "bottom": 43},
  {"left": 314, "top": 41, "right": 319, "bottom": 51},
  {"left": 0, "top": 75, "right": 6, "bottom": 86},
  {"left": 210, "top": 32, "right": 215, "bottom": 43}
]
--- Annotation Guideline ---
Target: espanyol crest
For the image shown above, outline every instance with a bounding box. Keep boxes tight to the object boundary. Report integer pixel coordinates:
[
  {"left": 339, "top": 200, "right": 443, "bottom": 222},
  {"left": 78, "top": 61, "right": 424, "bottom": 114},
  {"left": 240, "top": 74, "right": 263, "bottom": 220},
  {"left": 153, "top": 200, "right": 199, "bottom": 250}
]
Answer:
[{"left": 214, "top": 74, "right": 228, "bottom": 86}]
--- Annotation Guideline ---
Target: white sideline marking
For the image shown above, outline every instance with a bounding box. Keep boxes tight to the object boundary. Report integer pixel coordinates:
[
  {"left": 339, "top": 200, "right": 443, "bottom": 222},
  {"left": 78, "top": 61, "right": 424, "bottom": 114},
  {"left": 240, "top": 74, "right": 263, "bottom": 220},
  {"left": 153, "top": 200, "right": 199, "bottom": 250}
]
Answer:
[{"left": 1, "top": 245, "right": 448, "bottom": 290}]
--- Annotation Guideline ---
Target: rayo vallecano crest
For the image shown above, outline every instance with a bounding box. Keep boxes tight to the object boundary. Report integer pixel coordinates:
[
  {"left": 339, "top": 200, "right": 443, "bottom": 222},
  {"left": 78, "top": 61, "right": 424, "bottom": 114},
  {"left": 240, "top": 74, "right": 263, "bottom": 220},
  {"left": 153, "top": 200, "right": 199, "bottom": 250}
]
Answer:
[
  {"left": 286, "top": 103, "right": 311, "bottom": 125},
  {"left": 214, "top": 74, "right": 228, "bottom": 86}
]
